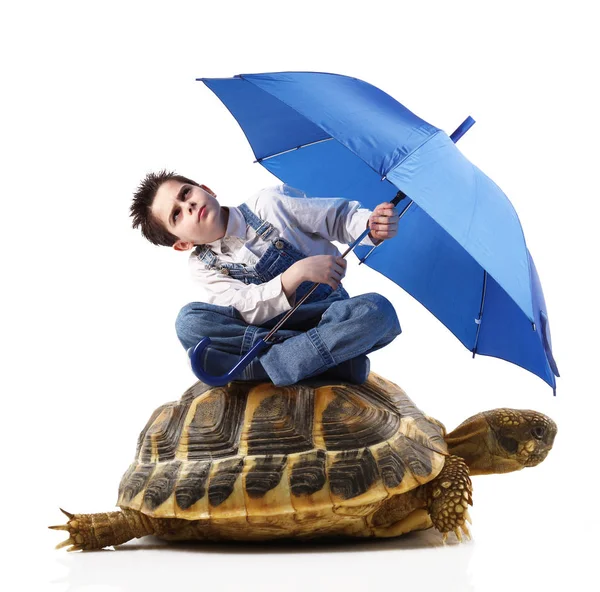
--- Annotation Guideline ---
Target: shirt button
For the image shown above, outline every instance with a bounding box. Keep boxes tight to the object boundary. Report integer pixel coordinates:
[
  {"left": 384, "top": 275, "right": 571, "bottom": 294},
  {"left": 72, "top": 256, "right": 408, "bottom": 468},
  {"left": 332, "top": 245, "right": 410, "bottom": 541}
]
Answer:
[
  {"left": 220, "top": 267, "right": 229, "bottom": 275},
  {"left": 275, "top": 240, "right": 284, "bottom": 249}
]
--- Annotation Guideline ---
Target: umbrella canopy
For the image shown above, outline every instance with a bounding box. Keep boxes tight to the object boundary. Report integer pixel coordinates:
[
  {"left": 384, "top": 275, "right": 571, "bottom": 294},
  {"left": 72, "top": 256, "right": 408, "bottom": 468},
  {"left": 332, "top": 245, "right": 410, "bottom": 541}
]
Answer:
[{"left": 197, "top": 71, "right": 559, "bottom": 393}]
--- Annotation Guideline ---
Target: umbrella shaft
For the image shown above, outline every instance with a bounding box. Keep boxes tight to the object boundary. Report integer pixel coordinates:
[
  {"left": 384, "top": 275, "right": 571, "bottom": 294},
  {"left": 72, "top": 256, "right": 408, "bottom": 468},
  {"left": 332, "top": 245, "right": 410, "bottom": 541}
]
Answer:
[{"left": 265, "top": 282, "right": 321, "bottom": 340}]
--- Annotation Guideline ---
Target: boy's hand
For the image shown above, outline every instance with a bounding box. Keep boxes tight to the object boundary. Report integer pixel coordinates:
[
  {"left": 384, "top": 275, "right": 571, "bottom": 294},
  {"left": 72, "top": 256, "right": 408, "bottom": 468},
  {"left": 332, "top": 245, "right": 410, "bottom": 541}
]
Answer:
[
  {"left": 289, "top": 255, "right": 347, "bottom": 290},
  {"left": 367, "top": 202, "right": 399, "bottom": 244}
]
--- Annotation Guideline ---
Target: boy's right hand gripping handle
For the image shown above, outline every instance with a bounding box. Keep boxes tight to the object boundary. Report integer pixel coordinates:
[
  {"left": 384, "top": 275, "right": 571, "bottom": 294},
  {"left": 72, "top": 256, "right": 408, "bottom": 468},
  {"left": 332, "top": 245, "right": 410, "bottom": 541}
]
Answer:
[{"left": 189, "top": 337, "right": 271, "bottom": 386}]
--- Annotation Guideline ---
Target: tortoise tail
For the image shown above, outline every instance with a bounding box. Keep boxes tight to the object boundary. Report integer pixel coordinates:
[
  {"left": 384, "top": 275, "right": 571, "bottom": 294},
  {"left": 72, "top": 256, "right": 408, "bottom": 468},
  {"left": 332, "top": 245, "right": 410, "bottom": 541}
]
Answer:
[{"left": 49, "top": 508, "right": 154, "bottom": 551}]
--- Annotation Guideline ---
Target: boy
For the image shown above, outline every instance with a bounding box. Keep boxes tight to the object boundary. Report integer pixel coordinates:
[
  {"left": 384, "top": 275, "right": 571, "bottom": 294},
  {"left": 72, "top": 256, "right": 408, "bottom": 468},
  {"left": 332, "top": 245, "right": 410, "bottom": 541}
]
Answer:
[{"left": 131, "top": 170, "right": 401, "bottom": 386}]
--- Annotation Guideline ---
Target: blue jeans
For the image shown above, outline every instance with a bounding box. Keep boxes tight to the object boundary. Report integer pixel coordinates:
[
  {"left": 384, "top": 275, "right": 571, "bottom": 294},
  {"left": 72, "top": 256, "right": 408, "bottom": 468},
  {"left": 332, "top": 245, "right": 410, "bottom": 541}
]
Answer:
[{"left": 175, "top": 290, "right": 401, "bottom": 386}]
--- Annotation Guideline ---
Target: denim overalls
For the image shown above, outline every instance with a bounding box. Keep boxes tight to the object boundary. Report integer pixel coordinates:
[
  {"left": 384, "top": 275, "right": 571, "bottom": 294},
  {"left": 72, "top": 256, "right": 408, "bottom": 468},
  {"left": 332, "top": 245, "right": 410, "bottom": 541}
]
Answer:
[{"left": 176, "top": 202, "right": 402, "bottom": 386}]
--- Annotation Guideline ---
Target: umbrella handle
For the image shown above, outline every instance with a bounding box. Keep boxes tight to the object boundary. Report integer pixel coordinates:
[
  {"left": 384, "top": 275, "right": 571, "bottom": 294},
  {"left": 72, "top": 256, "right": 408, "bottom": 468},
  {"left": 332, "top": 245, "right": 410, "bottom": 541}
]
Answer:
[{"left": 189, "top": 337, "right": 272, "bottom": 386}]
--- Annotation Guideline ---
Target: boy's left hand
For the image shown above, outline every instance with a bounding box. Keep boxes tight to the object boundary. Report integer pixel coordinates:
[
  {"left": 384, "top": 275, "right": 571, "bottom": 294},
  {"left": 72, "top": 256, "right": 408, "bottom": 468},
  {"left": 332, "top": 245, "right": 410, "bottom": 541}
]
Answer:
[{"left": 367, "top": 202, "right": 399, "bottom": 244}]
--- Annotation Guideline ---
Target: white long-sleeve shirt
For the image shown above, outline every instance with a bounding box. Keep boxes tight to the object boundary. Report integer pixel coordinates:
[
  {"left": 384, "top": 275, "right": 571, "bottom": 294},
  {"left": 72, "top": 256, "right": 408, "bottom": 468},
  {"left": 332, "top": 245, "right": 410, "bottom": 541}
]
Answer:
[{"left": 188, "top": 184, "right": 378, "bottom": 325}]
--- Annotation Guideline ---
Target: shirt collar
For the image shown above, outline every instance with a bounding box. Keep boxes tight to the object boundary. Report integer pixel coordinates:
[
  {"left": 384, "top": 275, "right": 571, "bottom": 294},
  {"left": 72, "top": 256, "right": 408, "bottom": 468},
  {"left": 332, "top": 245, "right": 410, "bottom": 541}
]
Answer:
[{"left": 204, "top": 206, "right": 246, "bottom": 249}]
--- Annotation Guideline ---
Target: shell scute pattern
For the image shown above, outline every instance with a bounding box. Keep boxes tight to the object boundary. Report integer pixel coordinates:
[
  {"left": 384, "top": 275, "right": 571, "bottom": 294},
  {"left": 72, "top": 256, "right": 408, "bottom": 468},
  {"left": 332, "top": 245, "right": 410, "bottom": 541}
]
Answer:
[
  {"left": 320, "top": 386, "right": 400, "bottom": 449},
  {"left": 329, "top": 448, "right": 378, "bottom": 497},
  {"left": 183, "top": 387, "right": 248, "bottom": 460},
  {"left": 208, "top": 457, "right": 245, "bottom": 507},
  {"left": 117, "top": 374, "right": 448, "bottom": 520},
  {"left": 143, "top": 461, "right": 182, "bottom": 511},
  {"left": 242, "top": 384, "right": 314, "bottom": 455},
  {"left": 289, "top": 449, "right": 327, "bottom": 496},
  {"left": 174, "top": 460, "right": 211, "bottom": 510},
  {"left": 245, "top": 455, "right": 288, "bottom": 498}
]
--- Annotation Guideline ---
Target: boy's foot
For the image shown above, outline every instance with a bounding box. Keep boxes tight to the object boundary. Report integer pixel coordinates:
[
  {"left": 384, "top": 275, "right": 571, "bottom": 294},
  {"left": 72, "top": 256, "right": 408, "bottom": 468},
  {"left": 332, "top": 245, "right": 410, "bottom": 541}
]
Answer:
[
  {"left": 186, "top": 346, "right": 270, "bottom": 382},
  {"left": 319, "top": 355, "right": 370, "bottom": 384}
]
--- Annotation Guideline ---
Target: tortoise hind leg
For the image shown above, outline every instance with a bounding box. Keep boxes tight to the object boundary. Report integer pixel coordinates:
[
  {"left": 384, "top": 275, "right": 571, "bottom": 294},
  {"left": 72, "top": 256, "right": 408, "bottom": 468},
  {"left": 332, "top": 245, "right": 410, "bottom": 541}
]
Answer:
[
  {"left": 426, "top": 455, "right": 473, "bottom": 543},
  {"left": 49, "top": 508, "right": 154, "bottom": 551}
]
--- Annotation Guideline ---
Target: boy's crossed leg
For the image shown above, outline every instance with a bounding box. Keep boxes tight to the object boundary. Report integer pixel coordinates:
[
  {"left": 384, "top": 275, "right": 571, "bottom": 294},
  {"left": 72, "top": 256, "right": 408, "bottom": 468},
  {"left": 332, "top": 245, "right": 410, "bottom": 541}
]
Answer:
[{"left": 175, "top": 293, "right": 401, "bottom": 386}]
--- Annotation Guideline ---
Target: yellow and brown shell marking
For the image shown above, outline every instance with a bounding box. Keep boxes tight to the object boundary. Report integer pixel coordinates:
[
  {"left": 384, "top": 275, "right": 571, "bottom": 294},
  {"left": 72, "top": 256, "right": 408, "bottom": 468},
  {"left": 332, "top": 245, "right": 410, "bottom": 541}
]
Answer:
[{"left": 116, "top": 373, "right": 448, "bottom": 537}]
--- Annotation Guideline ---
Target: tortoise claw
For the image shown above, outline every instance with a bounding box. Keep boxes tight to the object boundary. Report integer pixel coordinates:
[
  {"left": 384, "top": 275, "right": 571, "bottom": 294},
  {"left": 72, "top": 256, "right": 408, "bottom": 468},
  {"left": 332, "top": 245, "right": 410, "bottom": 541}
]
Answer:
[
  {"left": 464, "top": 509, "right": 473, "bottom": 525},
  {"left": 55, "top": 538, "right": 75, "bottom": 550},
  {"left": 60, "top": 508, "right": 75, "bottom": 519}
]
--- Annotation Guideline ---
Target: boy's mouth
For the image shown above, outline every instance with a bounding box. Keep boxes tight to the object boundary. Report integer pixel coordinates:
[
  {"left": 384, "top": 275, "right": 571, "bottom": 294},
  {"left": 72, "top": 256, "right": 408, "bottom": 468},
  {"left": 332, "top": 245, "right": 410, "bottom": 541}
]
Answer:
[{"left": 198, "top": 206, "right": 206, "bottom": 221}]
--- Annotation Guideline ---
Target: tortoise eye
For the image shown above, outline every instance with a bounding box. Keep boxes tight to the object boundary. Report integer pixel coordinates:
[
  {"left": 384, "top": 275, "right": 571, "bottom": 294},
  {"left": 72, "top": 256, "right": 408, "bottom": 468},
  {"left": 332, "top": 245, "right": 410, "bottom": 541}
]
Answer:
[{"left": 531, "top": 426, "right": 545, "bottom": 440}]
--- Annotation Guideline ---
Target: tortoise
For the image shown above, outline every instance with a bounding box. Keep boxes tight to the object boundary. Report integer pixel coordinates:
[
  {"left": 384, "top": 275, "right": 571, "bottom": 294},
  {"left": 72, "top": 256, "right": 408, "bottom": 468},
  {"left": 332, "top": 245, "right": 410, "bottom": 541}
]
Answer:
[{"left": 51, "top": 372, "right": 556, "bottom": 551}]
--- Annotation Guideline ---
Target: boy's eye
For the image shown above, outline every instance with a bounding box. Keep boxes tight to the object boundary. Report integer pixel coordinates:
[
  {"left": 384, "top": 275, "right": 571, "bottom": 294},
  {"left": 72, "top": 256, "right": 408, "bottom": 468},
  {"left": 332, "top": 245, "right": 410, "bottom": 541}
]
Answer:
[{"left": 172, "top": 187, "right": 190, "bottom": 224}]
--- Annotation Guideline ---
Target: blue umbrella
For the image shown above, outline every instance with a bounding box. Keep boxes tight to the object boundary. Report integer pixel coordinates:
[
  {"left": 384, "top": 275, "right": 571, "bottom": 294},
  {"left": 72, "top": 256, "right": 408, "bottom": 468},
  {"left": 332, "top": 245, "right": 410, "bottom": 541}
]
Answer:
[{"left": 191, "top": 71, "right": 559, "bottom": 394}]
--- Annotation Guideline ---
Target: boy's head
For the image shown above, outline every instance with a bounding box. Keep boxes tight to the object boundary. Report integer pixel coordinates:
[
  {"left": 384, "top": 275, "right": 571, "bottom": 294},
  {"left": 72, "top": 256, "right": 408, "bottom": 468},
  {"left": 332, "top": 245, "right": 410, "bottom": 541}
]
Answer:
[{"left": 130, "top": 170, "right": 228, "bottom": 251}]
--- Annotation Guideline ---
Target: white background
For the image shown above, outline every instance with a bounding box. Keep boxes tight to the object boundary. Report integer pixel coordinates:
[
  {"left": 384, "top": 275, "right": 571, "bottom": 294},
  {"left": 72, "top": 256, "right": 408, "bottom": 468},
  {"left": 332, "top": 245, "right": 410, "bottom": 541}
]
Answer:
[{"left": 2, "top": 1, "right": 598, "bottom": 590}]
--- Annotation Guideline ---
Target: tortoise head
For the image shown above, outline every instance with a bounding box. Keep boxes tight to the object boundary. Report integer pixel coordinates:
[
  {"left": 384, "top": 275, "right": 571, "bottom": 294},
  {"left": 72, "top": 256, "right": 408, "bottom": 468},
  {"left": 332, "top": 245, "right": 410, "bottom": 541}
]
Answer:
[{"left": 444, "top": 409, "right": 557, "bottom": 476}]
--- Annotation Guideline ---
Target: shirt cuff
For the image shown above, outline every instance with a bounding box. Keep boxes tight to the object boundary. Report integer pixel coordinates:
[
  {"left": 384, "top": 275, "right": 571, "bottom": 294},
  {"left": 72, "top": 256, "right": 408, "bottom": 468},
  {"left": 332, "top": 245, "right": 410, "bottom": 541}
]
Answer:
[
  {"left": 238, "top": 275, "right": 293, "bottom": 325},
  {"left": 350, "top": 209, "right": 379, "bottom": 247}
]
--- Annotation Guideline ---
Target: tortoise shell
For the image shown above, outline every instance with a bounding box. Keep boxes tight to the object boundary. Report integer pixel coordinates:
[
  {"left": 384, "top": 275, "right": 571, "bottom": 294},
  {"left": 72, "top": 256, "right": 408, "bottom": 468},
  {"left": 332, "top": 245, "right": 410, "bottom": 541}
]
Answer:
[{"left": 117, "top": 373, "right": 448, "bottom": 521}]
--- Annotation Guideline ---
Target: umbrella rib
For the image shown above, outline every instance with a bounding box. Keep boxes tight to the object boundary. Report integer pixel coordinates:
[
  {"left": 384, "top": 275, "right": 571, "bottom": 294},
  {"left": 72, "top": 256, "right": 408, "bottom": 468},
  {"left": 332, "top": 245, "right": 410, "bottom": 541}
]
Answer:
[
  {"left": 472, "top": 270, "right": 488, "bottom": 357},
  {"left": 254, "top": 138, "right": 333, "bottom": 163}
]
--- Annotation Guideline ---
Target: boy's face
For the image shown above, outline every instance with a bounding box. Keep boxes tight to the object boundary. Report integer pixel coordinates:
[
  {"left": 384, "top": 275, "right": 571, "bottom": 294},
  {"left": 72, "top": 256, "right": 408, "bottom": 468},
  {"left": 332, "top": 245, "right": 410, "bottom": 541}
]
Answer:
[{"left": 151, "top": 180, "right": 228, "bottom": 250}]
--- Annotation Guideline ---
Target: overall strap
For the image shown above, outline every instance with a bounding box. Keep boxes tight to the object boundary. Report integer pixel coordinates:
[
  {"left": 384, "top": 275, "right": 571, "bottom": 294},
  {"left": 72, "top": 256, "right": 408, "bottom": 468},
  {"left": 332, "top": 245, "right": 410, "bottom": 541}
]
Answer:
[
  {"left": 238, "top": 203, "right": 278, "bottom": 240},
  {"left": 194, "top": 202, "right": 278, "bottom": 268}
]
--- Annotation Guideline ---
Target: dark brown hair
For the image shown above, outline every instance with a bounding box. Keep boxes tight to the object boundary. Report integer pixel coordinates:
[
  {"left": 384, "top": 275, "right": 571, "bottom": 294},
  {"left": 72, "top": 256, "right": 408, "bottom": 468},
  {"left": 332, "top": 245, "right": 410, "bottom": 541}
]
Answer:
[{"left": 130, "top": 170, "right": 200, "bottom": 246}]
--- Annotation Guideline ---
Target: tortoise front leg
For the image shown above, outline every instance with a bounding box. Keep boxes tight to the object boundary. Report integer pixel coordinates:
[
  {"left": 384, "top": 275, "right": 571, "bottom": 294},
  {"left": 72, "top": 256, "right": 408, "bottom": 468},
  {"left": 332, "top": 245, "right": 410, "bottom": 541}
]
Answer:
[
  {"left": 426, "top": 455, "right": 473, "bottom": 543},
  {"left": 49, "top": 508, "right": 154, "bottom": 551}
]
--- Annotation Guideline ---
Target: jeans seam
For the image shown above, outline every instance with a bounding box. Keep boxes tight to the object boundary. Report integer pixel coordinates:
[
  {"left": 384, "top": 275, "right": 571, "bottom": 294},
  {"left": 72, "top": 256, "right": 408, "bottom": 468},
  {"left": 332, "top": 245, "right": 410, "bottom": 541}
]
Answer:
[
  {"left": 307, "top": 327, "right": 336, "bottom": 368},
  {"left": 242, "top": 325, "right": 265, "bottom": 380},
  {"left": 241, "top": 325, "right": 259, "bottom": 356}
]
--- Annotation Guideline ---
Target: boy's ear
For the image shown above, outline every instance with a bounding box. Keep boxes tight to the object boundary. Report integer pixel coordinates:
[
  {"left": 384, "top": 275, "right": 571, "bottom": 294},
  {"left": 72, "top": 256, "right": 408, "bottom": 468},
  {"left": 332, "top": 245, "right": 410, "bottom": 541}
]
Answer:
[
  {"left": 173, "top": 240, "right": 194, "bottom": 252},
  {"left": 200, "top": 184, "right": 216, "bottom": 197}
]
